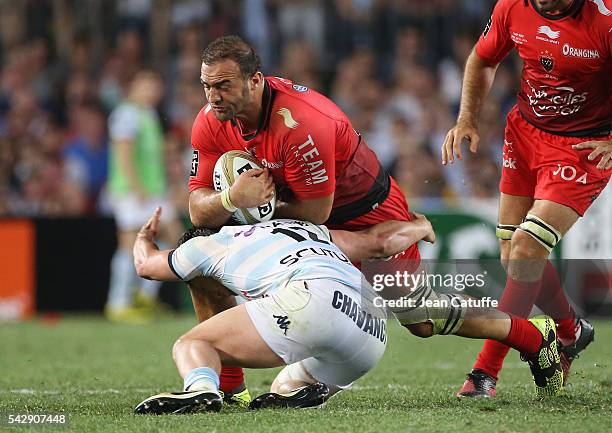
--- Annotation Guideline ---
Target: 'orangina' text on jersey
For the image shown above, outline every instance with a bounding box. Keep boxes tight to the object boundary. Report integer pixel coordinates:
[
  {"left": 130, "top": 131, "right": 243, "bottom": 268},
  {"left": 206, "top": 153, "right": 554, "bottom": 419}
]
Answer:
[{"left": 477, "top": 0, "right": 611, "bottom": 135}]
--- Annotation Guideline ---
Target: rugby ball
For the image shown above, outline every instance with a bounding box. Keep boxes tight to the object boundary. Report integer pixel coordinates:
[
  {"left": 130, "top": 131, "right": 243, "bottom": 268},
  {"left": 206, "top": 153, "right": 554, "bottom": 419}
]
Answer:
[{"left": 213, "top": 150, "right": 276, "bottom": 224}]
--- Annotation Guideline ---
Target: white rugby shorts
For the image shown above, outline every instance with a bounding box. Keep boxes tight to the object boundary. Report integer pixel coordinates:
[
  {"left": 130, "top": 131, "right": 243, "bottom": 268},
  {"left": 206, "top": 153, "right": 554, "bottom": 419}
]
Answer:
[
  {"left": 109, "top": 192, "right": 177, "bottom": 231},
  {"left": 245, "top": 279, "right": 387, "bottom": 387}
]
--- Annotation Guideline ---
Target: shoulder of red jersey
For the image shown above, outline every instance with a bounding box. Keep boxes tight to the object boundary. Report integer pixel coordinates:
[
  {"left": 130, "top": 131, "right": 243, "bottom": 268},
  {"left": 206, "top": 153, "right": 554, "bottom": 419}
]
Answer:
[
  {"left": 583, "top": 0, "right": 612, "bottom": 31},
  {"left": 265, "top": 76, "right": 348, "bottom": 124}
]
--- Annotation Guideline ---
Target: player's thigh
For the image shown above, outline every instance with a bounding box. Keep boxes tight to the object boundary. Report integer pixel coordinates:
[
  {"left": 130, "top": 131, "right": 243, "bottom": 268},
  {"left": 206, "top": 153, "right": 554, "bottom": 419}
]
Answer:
[
  {"left": 299, "top": 281, "right": 387, "bottom": 387},
  {"left": 181, "top": 303, "right": 284, "bottom": 368},
  {"left": 300, "top": 335, "right": 385, "bottom": 388},
  {"left": 188, "top": 277, "right": 236, "bottom": 322},
  {"left": 245, "top": 280, "right": 387, "bottom": 381}
]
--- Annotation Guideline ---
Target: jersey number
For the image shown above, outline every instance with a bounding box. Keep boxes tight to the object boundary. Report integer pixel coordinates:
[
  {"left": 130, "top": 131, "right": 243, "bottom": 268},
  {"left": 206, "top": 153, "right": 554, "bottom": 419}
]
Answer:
[{"left": 271, "top": 227, "right": 329, "bottom": 245}]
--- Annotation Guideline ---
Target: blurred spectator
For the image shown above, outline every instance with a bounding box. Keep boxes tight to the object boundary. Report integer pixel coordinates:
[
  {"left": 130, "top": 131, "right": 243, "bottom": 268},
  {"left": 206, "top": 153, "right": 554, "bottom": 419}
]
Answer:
[
  {"left": 62, "top": 103, "right": 109, "bottom": 212},
  {"left": 104, "top": 70, "right": 183, "bottom": 324}
]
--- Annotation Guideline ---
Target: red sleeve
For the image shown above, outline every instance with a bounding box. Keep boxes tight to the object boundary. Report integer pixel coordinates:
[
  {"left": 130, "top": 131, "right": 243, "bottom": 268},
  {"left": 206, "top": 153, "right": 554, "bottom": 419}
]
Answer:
[
  {"left": 475, "top": 0, "right": 514, "bottom": 65},
  {"left": 188, "top": 108, "right": 223, "bottom": 192},
  {"left": 281, "top": 114, "right": 336, "bottom": 200}
]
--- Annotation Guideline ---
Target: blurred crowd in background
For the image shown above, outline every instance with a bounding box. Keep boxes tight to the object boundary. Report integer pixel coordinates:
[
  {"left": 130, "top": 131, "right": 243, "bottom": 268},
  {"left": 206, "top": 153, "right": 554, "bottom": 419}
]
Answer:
[{"left": 0, "top": 0, "right": 521, "bottom": 218}]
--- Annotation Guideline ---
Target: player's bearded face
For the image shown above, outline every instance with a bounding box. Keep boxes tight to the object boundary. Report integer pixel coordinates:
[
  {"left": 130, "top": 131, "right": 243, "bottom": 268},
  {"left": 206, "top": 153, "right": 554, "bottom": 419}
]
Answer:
[{"left": 201, "top": 61, "right": 254, "bottom": 122}]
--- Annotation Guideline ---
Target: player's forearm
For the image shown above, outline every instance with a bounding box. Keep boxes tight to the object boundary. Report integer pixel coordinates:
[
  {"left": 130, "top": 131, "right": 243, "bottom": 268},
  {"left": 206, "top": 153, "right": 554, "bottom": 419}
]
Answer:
[
  {"left": 331, "top": 220, "right": 431, "bottom": 262},
  {"left": 457, "top": 48, "right": 499, "bottom": 126},
  {"left": 375, "top": 219, "right": 433, "bottom": 256},
  {"left": 188, "top": 188, "right": 232, "bottom": 228}
]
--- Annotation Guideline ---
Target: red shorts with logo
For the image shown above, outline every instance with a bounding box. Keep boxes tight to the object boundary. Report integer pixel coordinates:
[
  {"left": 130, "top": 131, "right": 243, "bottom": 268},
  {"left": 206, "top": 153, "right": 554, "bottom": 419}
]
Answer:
[
  {"left": 326, "top": 176, "right": 421, "bottom": 263},
  {"left": 500, "top": 107, "right": 611, "bottom": 216}
]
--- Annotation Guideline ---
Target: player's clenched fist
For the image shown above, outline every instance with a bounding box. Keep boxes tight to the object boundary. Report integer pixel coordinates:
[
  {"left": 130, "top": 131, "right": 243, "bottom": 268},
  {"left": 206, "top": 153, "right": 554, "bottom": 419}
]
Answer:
[
  {"left": 229, "top": 168, "right": 276, "bottom": 208},
  {"left": 441, "top": 122, "right": 480, "bottom": 165}
]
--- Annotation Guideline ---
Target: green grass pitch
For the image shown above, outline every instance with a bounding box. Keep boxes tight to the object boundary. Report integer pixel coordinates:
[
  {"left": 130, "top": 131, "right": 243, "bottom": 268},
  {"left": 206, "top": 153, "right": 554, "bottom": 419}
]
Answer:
[{"left": 1, "top": 316, "right": 611, "bottom": 433}]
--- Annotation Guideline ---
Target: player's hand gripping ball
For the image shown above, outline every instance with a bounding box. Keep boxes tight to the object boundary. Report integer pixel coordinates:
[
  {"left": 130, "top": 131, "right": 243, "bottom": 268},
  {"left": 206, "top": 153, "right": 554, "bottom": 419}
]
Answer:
[{"left": 213, "top": 150, "right": 276, "bottom": 224}]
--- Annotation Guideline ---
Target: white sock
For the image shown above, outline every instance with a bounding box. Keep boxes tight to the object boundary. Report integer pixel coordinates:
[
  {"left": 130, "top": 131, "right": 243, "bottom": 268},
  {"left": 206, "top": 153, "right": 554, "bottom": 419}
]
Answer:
[{"left": 184, "top": 367, "right": 221, "bottom": 394}]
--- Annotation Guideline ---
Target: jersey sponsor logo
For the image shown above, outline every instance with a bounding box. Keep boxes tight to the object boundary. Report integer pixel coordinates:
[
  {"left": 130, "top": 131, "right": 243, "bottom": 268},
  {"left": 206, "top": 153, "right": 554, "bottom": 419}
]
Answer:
[
  {"left": 331, "top": 291, "right": 387, "bottom": 343},
  {"left": 294, "top": 135, "right": 329, "bottom": 185},
  {"left": 511, "top": 32, "right": 528, "bottom": 44},
  {"left": 292, "top": 84, "right": 309, "bottom": 92},
  {"left": 277, "top": 107, "right": 300, "bottom": 129},
  {"left": 590, "top": 0, "right": 612, "bottom": 16},
  {"left": 537, "top": 26, "right": 560, "bottom": 39},
  {"left": 552, "top": 164, "right": 588, "bottom": 184},
  {"left": 261, "top": 158, "right": 284, "bottom": 169},
  {"left": 562, "top": 43, "right": 601, "bottom": 59},
  {"left": 526, "top": 81, "right": 588, "bottom": 117},
  {"left": 190, "top": 150, "right": 199, "bottom": 176},
  {"left": 503, "top": 157, "right": 517, "bottom": 169},
  {"left": 503, "top": 141, "right": 517, "bottom": 169},
  {"left": 483, "top": 16, "right": 492, "bottom": 38}
]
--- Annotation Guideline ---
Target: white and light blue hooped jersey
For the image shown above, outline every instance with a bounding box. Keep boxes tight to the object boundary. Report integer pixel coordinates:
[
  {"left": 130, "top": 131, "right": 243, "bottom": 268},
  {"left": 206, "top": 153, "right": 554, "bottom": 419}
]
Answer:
[{"left": 169, "top": 219, "right": 363, "bottom": 300}]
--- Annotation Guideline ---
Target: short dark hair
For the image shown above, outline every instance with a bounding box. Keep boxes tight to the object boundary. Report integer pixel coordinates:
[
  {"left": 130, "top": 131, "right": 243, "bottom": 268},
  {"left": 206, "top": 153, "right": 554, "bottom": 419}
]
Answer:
[
  {"left": 177, "top": 227, "right": 220, "bottom": 246},
  {"left": 201, "top": 35, "right": 261, "bottom": 78}
]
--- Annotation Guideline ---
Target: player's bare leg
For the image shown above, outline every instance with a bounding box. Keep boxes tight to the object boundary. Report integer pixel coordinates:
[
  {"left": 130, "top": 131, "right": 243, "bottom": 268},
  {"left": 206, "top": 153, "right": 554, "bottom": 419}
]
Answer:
[
  {"left": 187, "top": 277, "right": 237, "bottom": 323},
  {"left": 186, "top": 277, "right": 249, "bottom": 404},
  {"left": 397, "top": 292, "right": 563, "bottom": 397},
  {"left": 498, "top": 194, "right": 534, "bottom": 271},
  {"left": 135, "top": 304, "right": 283, "bottom": 414},
  {"left": 460, "top": 198, "right": 588, "bottom": 397}
]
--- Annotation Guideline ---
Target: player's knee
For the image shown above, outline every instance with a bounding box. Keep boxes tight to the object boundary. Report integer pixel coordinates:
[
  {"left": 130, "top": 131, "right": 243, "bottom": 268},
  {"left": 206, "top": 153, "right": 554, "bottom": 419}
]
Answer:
[
  {"left": 172, "top": 335, "right": 192, "bottom": 362},
  {"left": 405, "top": 322, "right": 434, "bottom": 338},
  {"left": 510, "top": 229, "right": 545, "bottom": 259}
]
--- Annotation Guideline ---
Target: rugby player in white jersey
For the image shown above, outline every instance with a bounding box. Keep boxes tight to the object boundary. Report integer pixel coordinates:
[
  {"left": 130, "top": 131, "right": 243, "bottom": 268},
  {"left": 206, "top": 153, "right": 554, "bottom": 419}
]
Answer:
[{"left": 133, "top": 208, "right": 563, "bottom": 414}]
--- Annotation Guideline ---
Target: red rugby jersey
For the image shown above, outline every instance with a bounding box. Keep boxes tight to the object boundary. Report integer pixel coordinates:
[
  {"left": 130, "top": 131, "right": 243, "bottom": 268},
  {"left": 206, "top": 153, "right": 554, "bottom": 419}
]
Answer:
[
  {"left": 476, "top": 0, "right": 611, "bottom": 134},
  {"left": 189, "top": 76, "right": 383, "bottom": 209}
]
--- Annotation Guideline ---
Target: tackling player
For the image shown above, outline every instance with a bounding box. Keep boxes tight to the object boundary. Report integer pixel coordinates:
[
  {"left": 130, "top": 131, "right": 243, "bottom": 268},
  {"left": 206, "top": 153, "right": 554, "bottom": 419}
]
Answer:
[
  {"left": 441, "top": 0, "right": 609, "bottom": 397},
  {"left": 186, "top": 35, "right": 424, "bottom": 403},
  {"left": 132, "top": 208, "right": 562, "bottom": 414}
]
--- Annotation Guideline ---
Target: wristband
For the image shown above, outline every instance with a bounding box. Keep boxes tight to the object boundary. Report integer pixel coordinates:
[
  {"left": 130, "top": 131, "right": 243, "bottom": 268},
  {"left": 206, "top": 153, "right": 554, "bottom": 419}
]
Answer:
[{"left": 220, "top": 188, "right": 238, "bottom": 213}]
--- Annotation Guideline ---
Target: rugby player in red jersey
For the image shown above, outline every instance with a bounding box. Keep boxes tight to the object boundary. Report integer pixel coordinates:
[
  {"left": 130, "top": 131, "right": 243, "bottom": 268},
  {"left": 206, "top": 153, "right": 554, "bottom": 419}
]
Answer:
[
  {"left": 186, "top": 35, "right": 430, "bottom": 405},
  {"left": 442, "top": 0, "right": 610, "bottom": 397}
]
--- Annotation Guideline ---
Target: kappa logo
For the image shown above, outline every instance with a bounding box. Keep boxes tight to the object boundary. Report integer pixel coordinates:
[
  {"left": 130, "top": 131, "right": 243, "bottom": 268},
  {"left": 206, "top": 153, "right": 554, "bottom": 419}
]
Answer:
[
  {"left": 537, "top": 26, "right": 560, "bottom": 39},
  {"left": 273, "top": 315, "right": 291, "bottom": 335},
  {"left": 277, "top": 107, "right": 299, "bottom": 129}
]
